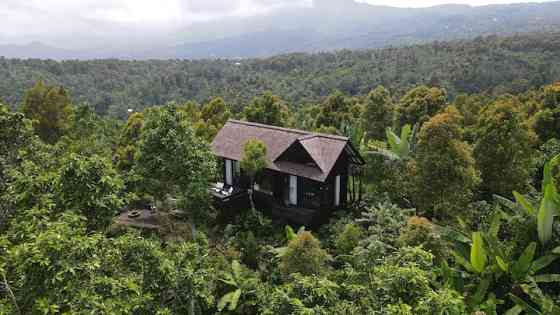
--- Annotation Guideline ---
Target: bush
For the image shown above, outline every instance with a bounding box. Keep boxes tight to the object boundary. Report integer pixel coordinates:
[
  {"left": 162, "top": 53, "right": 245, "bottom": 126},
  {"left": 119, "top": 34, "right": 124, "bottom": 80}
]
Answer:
[
  {"left": 258, "top": 274, "right": 342, "bottom": 315},
  {"left": 334, "top": 223, "right": 364, "bottom": 255},
  {"left": 398, "top": 216, "right": 447, "bottom": 259},
  {"left": 57, "top": 153, "right": 125, "bottom": 230},
  {"left": 279, "top": 231, "right": 330, "bottom": 277},
  {"left": 415, "top": 288, "right": 467, "bottom": 315},
  {"left": 352, "top": 201, "right": 412, "bottom": 268}
]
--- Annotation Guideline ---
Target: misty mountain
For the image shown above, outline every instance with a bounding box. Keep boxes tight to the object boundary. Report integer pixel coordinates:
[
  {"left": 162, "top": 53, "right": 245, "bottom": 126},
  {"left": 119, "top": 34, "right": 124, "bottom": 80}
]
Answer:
[
  {"left": 2, "top": 0, "right": 560, "bottom": 59},
  {"left": 0, "top": 42, "right": 84, "bottom": 60}
]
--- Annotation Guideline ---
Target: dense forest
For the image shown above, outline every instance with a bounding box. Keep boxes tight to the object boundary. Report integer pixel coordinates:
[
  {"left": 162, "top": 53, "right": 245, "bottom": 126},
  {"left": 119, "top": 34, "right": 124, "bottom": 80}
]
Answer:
[
  {"left": 2, "top": 44, "right": 560, "bottom": 313},
  {"left": 2, "top": 32, "right": 560, "bottom": 118}
]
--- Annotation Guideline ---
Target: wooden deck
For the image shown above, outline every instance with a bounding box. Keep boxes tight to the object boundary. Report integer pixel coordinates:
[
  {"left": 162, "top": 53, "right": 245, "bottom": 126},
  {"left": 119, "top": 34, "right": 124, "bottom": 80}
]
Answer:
[{"left": 210, "top": 186, "right": 332, "bottom": 227}]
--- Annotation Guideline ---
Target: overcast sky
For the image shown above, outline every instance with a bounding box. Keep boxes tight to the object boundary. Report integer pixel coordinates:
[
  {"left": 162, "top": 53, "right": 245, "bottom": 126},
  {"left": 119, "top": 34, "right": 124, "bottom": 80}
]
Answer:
[{"left": 0, "top": 0, "right": 554, "bottom": 48}]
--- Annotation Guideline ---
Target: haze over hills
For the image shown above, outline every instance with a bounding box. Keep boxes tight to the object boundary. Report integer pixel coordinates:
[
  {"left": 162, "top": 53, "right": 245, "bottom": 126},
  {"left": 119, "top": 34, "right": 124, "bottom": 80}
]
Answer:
[{"left": 1, "top": 0, "right": 560, "bottom": 59}]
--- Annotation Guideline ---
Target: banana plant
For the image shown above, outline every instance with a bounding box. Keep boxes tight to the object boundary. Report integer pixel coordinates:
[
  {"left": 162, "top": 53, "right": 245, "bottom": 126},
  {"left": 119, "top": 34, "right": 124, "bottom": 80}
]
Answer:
[
  {"left": 218, "top": 260, "right": 247, "bottom": 312},
  {"left": 511, "top": 153, "right": 560, "bottom": 245},
  {"left": 495, "top": 242, "right": 560, "bottom": 284},
  {"left": 448, "top": 230, "right": 495, "bottom": 306},
  {"left": 368, "top": 124, "right": 416, "bottom": 161},
  {"left": 505, "top": 282, "right": 560, "bottom": 315}
]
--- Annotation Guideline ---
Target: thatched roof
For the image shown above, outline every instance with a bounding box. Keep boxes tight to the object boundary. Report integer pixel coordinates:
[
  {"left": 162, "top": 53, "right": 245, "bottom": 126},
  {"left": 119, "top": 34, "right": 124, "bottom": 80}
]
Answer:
[{"left": 211, "top": 120, "right": 364, "bottom": 182}]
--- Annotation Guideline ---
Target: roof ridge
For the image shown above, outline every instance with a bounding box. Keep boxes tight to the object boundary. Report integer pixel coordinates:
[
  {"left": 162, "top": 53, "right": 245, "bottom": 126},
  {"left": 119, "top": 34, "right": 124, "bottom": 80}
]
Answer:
[{"left": 227, "top": 119, "right": 349, "bottom": 141}]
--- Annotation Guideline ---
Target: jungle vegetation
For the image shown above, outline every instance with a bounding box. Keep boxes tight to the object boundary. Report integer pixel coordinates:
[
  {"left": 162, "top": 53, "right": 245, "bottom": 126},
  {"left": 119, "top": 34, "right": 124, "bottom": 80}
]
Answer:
[{"left": 2, "top": 35, "right": 560, "bottom": 315}]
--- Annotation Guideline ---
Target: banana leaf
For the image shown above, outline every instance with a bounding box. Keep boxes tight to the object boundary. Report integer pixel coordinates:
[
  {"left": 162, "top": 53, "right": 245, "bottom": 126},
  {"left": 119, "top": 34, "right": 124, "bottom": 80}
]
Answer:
[
  {"left": 513, "top": 191, "right": 536, "bottom": 215},
  {"left": 496, "top": 256, "right": 509, "bottom": 273},
  {"left": 504, "top": 305, "right": 524, "bottom": 315},
  {"left": 453, "top": 250, "right": 474, "bottom": 273},
  {"left": 534, "top": 274, "right": 560, "bottom": 283},
  {"left": 531, "top": 255, "right": 559, "bottom": 273},
  {"left": 511, "top": 242, "right": 536, "bottom": 281},
  {"left": 471, "top": 232, "right": 488, "bottom": 273},
  {"left": 471, "top": 277, "right": 490, "bottom": 305},
  {"left": 538, "top": 184, "right": 556, "bottom": 245},
  {"left": 508, "top": 294, "right": 542, "bottom": 315}
]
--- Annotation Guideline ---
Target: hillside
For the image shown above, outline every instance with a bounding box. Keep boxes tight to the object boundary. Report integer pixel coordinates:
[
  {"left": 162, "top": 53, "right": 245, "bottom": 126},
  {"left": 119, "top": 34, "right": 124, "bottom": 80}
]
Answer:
[
  {"left": 168, "top": 0, "right": 560, "bottom": 59},
  {"left": 1, "top": 32, "right": 560, "bottom": 117},
  {"left": 2, "top": 0, "right": 560, "bottom": 59}
]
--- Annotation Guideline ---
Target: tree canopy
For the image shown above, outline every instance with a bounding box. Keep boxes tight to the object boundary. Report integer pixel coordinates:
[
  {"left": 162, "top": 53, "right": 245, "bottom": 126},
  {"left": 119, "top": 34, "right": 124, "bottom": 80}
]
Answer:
[{"left": 21, "top": 80, "right": 73, "bottom": 143}]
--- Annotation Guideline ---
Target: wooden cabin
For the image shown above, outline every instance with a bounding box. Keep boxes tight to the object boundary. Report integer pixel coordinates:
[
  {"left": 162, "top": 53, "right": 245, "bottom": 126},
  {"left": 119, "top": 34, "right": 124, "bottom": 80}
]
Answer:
[{"left": 210, "top": 120, "right": 365, "bottom": 225}]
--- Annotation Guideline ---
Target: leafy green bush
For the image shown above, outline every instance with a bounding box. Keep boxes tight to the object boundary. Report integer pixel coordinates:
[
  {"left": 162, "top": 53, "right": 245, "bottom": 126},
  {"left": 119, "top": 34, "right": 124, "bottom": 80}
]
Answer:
[
  {"left": 57, "top": 153, "right": 125, "bottom": 230},
  {"left": 334, "top": 223, "right": 364, "bottom": 255},
  {"left": 279, "top": 231, "right": 330, "bottom": 277},
  {"left": 398, "top": 216, "right": 447, "bottom": 260}
]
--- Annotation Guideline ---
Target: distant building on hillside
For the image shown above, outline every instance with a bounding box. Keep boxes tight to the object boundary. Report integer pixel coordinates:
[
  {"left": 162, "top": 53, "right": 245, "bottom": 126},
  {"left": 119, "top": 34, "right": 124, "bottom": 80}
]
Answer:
[{"left": 210, "top": 119, "right": 365, "bottom": 226}]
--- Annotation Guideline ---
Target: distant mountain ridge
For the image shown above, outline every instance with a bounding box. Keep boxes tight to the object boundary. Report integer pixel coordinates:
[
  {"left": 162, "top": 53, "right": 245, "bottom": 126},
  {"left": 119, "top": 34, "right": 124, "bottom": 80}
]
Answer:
[{"left": 2, "top": 1, "right": 560, "bottom": 60}]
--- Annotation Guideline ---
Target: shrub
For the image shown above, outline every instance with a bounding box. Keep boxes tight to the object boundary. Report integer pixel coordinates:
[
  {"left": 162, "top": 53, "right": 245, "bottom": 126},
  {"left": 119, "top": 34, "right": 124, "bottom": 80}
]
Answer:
[
  {"left": 334, "top": 223, "right": 364, "bottom": 255},
  {"left": 398, "top": 216, "right": 446, "bottom": 259},
  {"left": 279, "top": 231, "right": 330, "bottom": 277}
]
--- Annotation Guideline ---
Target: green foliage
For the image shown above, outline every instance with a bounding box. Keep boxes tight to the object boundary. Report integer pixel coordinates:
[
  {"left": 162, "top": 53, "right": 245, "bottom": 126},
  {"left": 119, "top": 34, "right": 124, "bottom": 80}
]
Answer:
[
  {"left": 243, "top": 92, "right": 290, "bottom": 127},
  {"left": 334, "top": 223, "right": 364, "bottom": 255},
  {"left": 196, "top": 97, "right": 231, "bottom": 141},
  {"left": 398, "top": 216, "right": 446, "bottom": 259},
  {"left": 352, "top": 201, "right": 413, "bottom": 268},
  {"left": 532, "top": 107, "right": 560, "bottom": 142},
  {"left": 240, "top": 139, "right": 268, "bottom": 179},
  {"left": 396, "top": 85, "right": 447, "bottom": 127},
  {"left": 414, "top": 108, "right": 480, "bottom": 216},
  {"left": 512, "top": 153, "right": 560, "bottom": 245},
  {"left": 241, "top": 139, "right": 268, "bottom": 211},
  {"left": 543, "top": 81, "right": 560, "bottom": 109},
  {"left": 361, "top": 86, "right": 393, "bottom": 140},
  {"left": 57, "top": 153, "right": 125, "bottom": 230},
  {"left": 259, "top": 273, "right": 342, "bottom": 315},
  {"left": 115, "top": 111, "right": 144, "bottom": 171},
  {"left": 474, "top": 98, "right": 535, "bottom": 196},
  {"left": 315, "top": 90, "right": 353, "bottom": 131},
  {"left": 135, "top": 104, "right": 217, "bottom": 213},
  {"left": 0, "top": 104, "right": 36, "bottom": 228},
  {"left": 454, "top": 93, "right": 489, "bottom": 128},
  {"left": 279, "top": 231, "right": 330, "bottom": 277},
  {"left": 470, "top": 231, "right": 488, "bottom": 273},
  {"left": 1, "top": 213, "right": 217, "bottom": 314},
  {"left": 4, "top": 33, "right": 560, "bottom": 115},
  {"left": 217, "top": 260, "right": 262, "bottom": 314},
  {"left": 379, "top": 124, "right": 415, "bottom": 161},
  {"left": 368, "top": 246, "right": 468, "bottom": 313},
  {"left": 21, "top": 80, "right": 73, "bottom": 143},
  {"left": 7, "top": 35, "right": 560, "bottom": 315}
]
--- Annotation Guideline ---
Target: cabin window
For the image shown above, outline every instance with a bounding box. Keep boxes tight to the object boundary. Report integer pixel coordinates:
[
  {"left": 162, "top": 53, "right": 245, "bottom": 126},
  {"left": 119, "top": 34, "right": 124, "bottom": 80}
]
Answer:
[
  {"left": 225, "top": 159, "right": 233, "bottom": 186},
  {"left": 288, "top": 175, "right": 298, "bottom": 206},
  {"left": 334, "top": 175, "right": 341, "bottom": 206}
]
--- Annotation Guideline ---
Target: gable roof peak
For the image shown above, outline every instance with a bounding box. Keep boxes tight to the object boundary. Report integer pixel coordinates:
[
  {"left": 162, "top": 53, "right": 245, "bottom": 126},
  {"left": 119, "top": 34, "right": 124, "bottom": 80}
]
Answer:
[
  {"left": 212, "top": 119, "right": 361, "bottom": 182},
  {"left": 227, "top": 119, "right": 349, "bottom": 142}
]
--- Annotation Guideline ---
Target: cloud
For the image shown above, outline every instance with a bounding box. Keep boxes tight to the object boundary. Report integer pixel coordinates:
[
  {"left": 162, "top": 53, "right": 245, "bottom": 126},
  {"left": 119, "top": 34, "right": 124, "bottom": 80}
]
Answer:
[
  {"left": 359, "top": 0, "right": 553, "bottom": 7},
  {"left": 0, "top": 0, "right": 552, "bottom": 49},
  {"left": 186, "top": 0, "right": 243, "bottom": 13}
]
